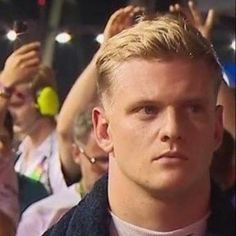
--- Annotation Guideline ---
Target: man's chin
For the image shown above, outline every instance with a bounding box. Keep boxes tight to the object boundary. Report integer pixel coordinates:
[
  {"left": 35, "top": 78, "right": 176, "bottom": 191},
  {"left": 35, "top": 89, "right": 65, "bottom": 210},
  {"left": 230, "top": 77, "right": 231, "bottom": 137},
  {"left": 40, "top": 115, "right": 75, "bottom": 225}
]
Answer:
[{"left": 146, "top": 173, "right": 191, "bottom": 195}]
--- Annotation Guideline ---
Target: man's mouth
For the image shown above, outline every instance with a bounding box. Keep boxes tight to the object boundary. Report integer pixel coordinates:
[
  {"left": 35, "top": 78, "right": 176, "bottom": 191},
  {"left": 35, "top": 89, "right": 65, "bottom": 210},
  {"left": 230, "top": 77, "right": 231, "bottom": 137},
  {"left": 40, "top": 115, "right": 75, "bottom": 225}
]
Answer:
[{"left": 153, "top": 151, "right": 188, "bottom": 163}]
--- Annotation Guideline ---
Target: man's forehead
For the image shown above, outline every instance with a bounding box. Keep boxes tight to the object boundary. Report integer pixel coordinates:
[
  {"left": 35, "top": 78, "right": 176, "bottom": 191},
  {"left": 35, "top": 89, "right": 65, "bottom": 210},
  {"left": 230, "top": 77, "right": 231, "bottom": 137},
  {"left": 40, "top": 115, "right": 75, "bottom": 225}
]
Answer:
[
  {"left": 111, "top": 58, "right": 216, "bottom": 85},
  {"left": 102, "top": 58, "right": 217, "bottom": 107}
]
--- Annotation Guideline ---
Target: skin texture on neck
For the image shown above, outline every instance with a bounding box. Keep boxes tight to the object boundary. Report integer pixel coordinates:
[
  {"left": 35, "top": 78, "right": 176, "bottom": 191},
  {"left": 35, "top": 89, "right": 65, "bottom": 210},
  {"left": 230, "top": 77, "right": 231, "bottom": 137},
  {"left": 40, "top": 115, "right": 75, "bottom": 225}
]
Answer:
[{"left": 108, "top": 158, "right": 211, "bottom": 232}]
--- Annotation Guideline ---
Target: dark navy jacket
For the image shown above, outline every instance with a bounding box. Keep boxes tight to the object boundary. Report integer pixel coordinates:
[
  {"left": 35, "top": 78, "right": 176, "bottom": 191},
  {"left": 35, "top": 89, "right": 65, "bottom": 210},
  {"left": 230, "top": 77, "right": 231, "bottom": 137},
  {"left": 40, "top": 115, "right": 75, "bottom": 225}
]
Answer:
[{"left": 43, "top": 176, "right": 235, "bottom": 236}]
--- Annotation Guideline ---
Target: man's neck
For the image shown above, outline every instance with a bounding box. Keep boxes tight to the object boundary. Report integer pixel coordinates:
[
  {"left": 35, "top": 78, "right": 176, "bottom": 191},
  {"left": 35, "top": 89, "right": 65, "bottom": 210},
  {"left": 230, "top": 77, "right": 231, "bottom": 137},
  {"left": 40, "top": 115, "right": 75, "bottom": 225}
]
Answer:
[{"left": 108, "top": 167, "right": 210, "bottom": 232}]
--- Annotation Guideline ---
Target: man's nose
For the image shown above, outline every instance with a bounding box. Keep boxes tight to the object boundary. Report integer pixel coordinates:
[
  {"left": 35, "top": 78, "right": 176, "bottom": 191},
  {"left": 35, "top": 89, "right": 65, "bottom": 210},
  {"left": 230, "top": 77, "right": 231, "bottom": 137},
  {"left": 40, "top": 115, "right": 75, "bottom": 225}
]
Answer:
[{"left": 159, "top": 109, "right": 183, "bottom": 144}]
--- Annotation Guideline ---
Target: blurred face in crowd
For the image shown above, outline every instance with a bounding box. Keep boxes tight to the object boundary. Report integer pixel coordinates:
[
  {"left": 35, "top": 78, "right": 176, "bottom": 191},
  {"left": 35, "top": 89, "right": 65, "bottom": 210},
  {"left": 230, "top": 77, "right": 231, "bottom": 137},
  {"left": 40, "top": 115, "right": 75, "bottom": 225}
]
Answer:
[
  {"left": 8, "top": 83, "right": 40, "bottom": 137},
  {"left": 94, "top": 57, "right": 223, "bottom": 197},
  {"left": 73, "top": 131, "right": 108, "bottom": 192}
]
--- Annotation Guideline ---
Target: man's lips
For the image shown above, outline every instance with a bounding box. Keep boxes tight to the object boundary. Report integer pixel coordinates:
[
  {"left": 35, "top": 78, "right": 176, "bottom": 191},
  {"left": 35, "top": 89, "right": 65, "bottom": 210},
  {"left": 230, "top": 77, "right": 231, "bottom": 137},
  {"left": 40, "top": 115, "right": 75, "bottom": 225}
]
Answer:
[{"left": 153, "top": 152, "right": 188, "bottom": 161}]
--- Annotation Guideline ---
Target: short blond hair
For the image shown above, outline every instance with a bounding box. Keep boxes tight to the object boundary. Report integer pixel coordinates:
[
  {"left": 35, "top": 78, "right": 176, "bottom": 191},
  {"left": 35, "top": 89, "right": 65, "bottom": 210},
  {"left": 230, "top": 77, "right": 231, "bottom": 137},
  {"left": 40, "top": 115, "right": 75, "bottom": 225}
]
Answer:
[{"left": 96, "top": 14, "right": 222, "bottom": 104}]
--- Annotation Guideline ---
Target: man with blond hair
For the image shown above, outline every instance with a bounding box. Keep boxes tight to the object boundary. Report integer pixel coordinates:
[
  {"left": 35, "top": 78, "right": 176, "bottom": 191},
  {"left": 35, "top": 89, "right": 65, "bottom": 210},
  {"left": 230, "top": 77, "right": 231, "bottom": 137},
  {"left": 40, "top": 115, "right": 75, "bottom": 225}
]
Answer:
[{"left": 45, "top": 13, "right": 235, "bottom": 236}]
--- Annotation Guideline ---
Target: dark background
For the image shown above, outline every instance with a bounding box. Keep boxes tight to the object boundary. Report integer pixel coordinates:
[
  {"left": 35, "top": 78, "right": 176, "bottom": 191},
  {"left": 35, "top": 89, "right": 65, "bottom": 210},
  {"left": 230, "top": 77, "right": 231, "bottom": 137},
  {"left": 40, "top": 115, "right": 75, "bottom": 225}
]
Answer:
[{"left": 0, "top": 0, "right": 235, "bottom": 102}]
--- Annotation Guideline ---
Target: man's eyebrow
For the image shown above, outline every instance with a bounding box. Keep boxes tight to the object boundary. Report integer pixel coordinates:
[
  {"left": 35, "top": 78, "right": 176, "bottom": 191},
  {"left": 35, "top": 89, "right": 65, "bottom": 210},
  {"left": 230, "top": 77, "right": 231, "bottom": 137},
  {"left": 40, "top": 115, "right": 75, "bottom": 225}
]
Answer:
[
  {"left": 130, "top": 96, "right": 208, "bottom": 105},
  {"left": 125, "top": 99, "right": 160, "bottom": 111},
  {"left": 181, "top": 97, "right": 208, "bottom": 104}
]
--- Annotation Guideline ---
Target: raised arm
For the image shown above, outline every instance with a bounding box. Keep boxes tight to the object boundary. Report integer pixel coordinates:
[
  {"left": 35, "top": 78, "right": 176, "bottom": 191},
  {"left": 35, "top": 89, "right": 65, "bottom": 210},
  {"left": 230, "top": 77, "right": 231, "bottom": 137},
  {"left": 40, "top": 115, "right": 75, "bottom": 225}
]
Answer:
[{"left": 57, "top": 6, "right": 142, "bottom": 183}]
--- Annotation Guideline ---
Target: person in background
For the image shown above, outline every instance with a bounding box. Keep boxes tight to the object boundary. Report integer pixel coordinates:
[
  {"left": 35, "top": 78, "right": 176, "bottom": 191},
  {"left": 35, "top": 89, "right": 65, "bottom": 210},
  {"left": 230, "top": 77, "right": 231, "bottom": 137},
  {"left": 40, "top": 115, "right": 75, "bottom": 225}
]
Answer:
[
  {"left": 1, "top": 5, "right": 139, "bottom": 217},
  {"left": 211, "top": 129, "right": 235, "bottom": 191},
  {"left": 44, "top": 10, "right": 234, "bottom": 236},
  {"left": 57, "top": 5, "right": 142, "bottom": 184},
  {"left": 12, "top": 7, "right": 138, "bottom": 235},
  {"left": 8, "top": 64, "right": 63, "bottom": 194},
  {"left": 0, "top": 43, "right": 39, "bottom": 235},
  {"left": 217, "top": 82, "right": 235, "bottom": 139},
  {"left": 2, "top": 42, "right": 65, "bottom": 193},
  {"left": 0, "top": 43, "right": 66, "bottom": 214},
  {"left": 15, "top": 5, "right": 136, "bottom": 232},
  {"left": 210, "top": 129, "right": 235, "bottom": 207},
  {"left": 16, "top": 105, "right": 108, "bottom": 236},
  {"left": 0, "top": 112, "right": 19, "bottom": 236}
]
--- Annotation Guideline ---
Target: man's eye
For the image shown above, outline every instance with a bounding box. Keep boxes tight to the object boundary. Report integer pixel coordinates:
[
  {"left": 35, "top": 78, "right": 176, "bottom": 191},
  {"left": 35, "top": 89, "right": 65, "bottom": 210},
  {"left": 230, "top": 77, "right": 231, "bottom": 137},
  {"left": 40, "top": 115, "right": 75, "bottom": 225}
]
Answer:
[
  {"left": 138, "top": 106, "right": 159, "bottom": 117},
  {"left": 144, "top": 106, "right": 157, "bottom": 114}
]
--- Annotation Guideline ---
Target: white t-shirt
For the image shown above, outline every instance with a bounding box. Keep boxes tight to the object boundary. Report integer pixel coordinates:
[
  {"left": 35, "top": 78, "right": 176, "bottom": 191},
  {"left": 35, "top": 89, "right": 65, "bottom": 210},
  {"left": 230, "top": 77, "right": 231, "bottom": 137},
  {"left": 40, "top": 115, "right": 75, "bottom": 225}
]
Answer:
[
  {"left": 15, "top": 131, "right": 66, "bottom": 193},
  {"left": 16, "top": 183, "right": 81, "bottom": 236},
  {"left": 110, "top": 211, "right": 209, "bottom": 236},
  {"left": 0, "top": 156, "right": 19, "bottom": 226}
]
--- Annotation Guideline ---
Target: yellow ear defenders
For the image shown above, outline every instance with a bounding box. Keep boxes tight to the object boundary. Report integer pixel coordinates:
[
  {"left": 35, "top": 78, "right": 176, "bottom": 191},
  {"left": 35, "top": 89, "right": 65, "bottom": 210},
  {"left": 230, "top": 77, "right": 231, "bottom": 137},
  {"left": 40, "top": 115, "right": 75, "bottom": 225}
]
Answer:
[{"left": 35, "top": 86, "right": 59, "bottom": 116}]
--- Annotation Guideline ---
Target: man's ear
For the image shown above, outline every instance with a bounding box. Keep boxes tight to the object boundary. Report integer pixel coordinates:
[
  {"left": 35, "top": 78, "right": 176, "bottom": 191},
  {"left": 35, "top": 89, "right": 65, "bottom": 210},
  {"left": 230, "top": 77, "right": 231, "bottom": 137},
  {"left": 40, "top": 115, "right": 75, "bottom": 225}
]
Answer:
[
  {"left": 92, "top": 107, "right": 113, "bottom": 153},
  {"left": 214, "top": 105, "right": 224, "bottom": 151},
  {"left": 71, "top": 143, "right": 81, "bottom": 165}
]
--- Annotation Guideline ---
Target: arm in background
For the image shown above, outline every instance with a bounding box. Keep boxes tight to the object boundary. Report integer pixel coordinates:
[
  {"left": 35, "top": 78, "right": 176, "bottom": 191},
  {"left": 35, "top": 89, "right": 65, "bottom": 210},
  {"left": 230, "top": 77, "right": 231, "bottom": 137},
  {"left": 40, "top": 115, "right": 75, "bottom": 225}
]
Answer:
[{"left": 57, "top": 6, "right": 142, "bottom": 183}]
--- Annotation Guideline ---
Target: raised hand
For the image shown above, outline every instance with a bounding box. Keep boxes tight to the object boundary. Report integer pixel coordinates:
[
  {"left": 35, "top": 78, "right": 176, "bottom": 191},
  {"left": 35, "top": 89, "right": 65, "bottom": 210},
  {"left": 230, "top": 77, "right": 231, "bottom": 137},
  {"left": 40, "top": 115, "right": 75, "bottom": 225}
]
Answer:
[
  {"left": 169, "top": 1, "right": 216, "bottom": 40},
  {"left": 103, "top": 5, "right": 144, "bottom": 43},
  {"left": 0, "top": 42, "right": 41, "bottom": 87}
]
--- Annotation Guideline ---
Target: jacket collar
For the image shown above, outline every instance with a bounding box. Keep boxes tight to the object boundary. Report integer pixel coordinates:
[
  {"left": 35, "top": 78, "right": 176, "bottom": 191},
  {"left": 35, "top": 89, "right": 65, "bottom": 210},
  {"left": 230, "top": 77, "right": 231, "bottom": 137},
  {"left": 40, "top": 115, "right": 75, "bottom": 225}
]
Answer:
[{"left": 64, "top": 176, "right": 235, "bottom": 236}]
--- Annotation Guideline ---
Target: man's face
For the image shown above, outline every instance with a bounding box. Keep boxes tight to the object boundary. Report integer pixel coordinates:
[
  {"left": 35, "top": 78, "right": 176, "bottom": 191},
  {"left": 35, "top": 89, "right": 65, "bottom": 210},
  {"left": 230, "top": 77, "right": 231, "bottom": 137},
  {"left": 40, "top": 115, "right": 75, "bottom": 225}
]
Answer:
[
  {"left": 8, "top": 83, "right": 40, "bottom": 137},
  {"left": 94, "top": 58, "right": 223, "bottom": 196}
]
